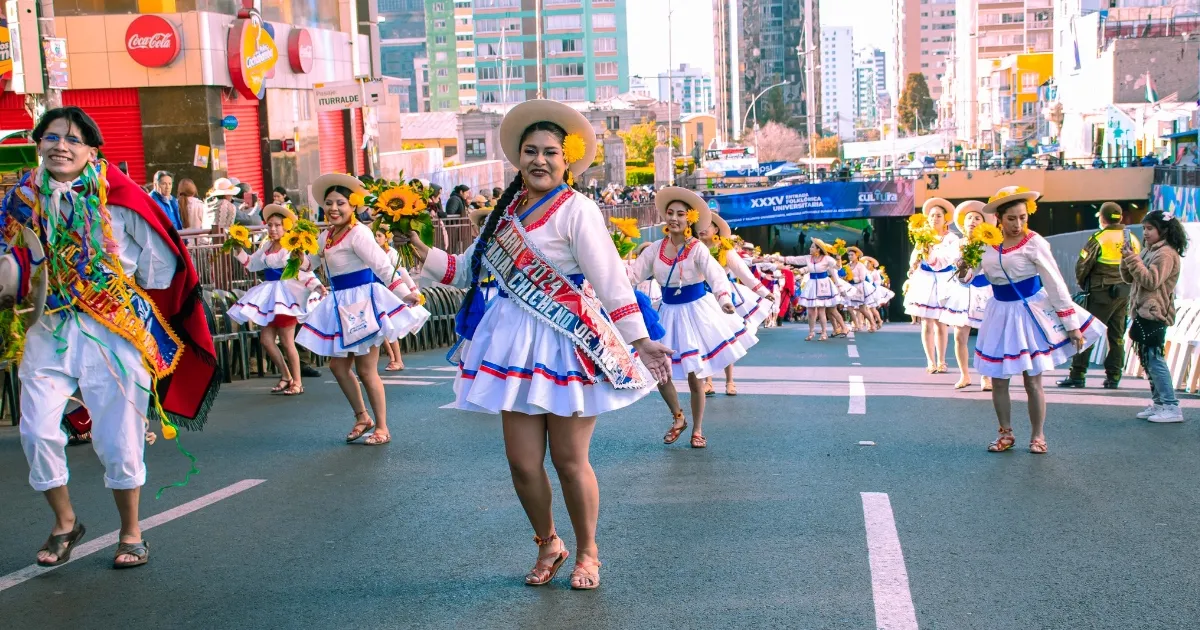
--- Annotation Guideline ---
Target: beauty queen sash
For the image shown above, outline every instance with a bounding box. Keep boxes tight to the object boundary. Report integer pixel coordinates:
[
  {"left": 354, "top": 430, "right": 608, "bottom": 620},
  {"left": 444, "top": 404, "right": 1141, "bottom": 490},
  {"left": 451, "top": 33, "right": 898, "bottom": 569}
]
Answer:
[{"left": 481, "top": 214, "right": 652, "bottom": 390}]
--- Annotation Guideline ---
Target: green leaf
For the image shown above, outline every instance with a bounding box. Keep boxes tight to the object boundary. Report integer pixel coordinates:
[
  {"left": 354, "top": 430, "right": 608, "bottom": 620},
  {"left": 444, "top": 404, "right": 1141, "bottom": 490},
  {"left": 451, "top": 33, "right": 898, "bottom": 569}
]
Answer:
[
  {"left": 281, "top": 256, "right": 301, "bottom": 281},
  {"left": 418, "top": 215, "right": 434, "bottom": 246}
]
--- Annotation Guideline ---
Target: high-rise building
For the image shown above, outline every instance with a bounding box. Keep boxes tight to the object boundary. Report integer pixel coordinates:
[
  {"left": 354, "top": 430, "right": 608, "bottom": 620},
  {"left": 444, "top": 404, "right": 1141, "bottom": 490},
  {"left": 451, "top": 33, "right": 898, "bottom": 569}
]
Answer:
[
  {"left": 854, "top": 48, "right": 885, "bottom": 136},
  {"left": 380, "top": 0, "right": 428, "bottom": 113},
  {"left": 657, "top": 64, "right": 715, "bottom": 115},
  {"left": 713, "top": 0, "right": 821, "bottom": 147},
  {"left": 424, "top": 0, "right": 461, "bottom": 112},
  {"left": 891, "top": 0, "right": 955, "bottom": 107},
  {"left": 473, "top": 0, "right": 630, "bottom": 109},
  {"left": 821, "top": 27, "right": 855, "bottom": 140}
]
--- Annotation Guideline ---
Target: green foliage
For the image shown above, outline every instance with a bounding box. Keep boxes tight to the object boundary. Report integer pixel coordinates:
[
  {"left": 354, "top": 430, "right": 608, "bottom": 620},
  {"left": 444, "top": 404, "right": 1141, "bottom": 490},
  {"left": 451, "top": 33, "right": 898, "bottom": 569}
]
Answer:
[
  {"left": 619, "top": 122, "right": 658, "bottom": 163},
  {"left": 626, "top": 158, "right": 649, "bottom": 168},
  {"left": 898, "top": 73, "right": 936, "bottom": 135},
  {"left": 627, "top": 166, "right": 655, "bottom": 186}
]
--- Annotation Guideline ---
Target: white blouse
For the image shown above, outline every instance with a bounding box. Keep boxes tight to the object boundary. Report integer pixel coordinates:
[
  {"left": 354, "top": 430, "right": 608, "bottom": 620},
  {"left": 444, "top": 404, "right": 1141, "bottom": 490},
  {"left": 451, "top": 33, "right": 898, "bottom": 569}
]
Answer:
[
  {"left": 628, "top": 238, "right": 735, "bottom": 307},
  {"left": 782, "top": 254, "right": 841, "bottom": 276},
  {"left": 421, "top": 189, "right": 650, "bottom": 343},
  {"left": 310, "top": 223, "right": 412, "bottom": 299},
  {"left": 724, "top": 250, "right": 770, "bottom": 297},
  {"left": 845, "top": 261, "right": 868, "bottom": 284},
  {"left": 910, "top": 232, "right": 962, "bottom": 270},
  {"left": 238, "top": 242, "right": 322, "bottom": 291},
  {"left": 980, "top": 231, "right": 1085, "bottom": 330}
]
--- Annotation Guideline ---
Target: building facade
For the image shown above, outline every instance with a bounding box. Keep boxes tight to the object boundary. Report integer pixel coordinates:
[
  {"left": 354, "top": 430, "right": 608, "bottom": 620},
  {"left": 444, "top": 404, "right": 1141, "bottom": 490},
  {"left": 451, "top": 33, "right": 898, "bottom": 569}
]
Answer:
[
  {"left": 656, "top": 64, "right": 714, "bottom": 115},
  {"left": 976, "top": 52, "right": 1052, "bottom": 153},
  {"left": 891, "top": 0, "right": 955, "bottom": 107},
  {"left": 380, "top": 0, "right": 427, "bottom": 113},
  {"left": 423, "top": 0, "right": 463, "bottom": 112},
  {"left": 472, "top": 0, "right": 630, "bottom": 109},
  {"left": 854, "top": 49, "right": 882, "bottom": 137},
  {"left": 713, "top": 0, "right": 821, "bottom": 146},
  {"left": 821, "top": 27, "right": 854, "bottom": 141}
]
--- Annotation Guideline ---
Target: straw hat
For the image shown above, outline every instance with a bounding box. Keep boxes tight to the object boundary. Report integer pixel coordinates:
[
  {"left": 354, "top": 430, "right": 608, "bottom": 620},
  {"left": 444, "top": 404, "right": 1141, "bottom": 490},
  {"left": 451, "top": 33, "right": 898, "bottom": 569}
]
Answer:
[
  {"left": 0, "top": 226, "right": 48, "bottom": 331},
  {"left": 981, "top": 186, "right": 1040, "bottom": 216},
  {"left": 655, "top": 186, "right": 712, "bottom": 230},
  {"left": 811, "top": 237, "right": 837, "bottom": 255},
  {"left": 207, "top": 177, "right": 239, "bottom": 197},
  {"left": 312, "top": 173, "right": 367, "bottom": 203},
  {"left": 499, "top": 99, "right": 597, "bottom": 177},
  {"left": 921, "top": 197, "right": 955, "bottom": 217},
  {"left": 952, "top": 200, "right": 986, "bottom": 232},
  {"left": 262, "top": 204, "right": 296, "bottom": 224},
  {"left": 847, "top": 245, "right": 863, "bottom": 258},
  {"left": 741, "top": 241, "right": 755, "bottom": 250},
  {"left": 468, "top": 206, "right": 494, "bottom": 229},
  {"left": 862, "top": 256, "right": 879, "bottom": 268},
  {"left": 708, "top": 213, "right": 732, "bottom": 238},
  {"left": 634, "top": 241, "right": 655, "bottom": 256}
]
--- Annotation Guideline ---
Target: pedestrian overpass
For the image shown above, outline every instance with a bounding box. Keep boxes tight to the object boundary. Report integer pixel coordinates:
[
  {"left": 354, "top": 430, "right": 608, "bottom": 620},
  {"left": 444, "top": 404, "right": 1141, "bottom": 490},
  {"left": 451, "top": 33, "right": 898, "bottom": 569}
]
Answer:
[{"left": 915, "top": 167, "right": 1156, "bottom": 207}]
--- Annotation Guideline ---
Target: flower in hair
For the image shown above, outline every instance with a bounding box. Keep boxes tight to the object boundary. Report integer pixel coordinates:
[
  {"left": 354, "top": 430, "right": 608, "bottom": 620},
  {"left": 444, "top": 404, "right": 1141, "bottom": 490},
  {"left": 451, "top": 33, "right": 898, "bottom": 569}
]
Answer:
[
  {"left": 685, "top": 209, "right": 700, "bottom": 225},
  {"left": 562, "top": 133, "right": 586, "bottom": 164}
]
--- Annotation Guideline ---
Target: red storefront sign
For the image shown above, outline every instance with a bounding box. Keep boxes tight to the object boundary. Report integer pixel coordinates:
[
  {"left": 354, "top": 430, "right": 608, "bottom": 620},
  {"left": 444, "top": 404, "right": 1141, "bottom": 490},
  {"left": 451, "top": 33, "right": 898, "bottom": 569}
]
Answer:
[
  {"left": 125, "top": 15, "right": 181, "bottom": 68},
  {"left": 227, "top": 7, "right": 278, "bottom": 100},
  {"left": 287, "top": 28, "right": 313, "bottom": 74}
]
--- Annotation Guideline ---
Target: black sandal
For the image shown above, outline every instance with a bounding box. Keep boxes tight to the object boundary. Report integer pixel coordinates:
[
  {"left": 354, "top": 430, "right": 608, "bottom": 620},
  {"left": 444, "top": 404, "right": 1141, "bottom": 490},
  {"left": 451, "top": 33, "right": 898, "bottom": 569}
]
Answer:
[
  {"left": 113, "top": 540, "right": 149, "bottom": 569},
  {"left": 37, "top": 520, "right": 86, "bottom": 567}
]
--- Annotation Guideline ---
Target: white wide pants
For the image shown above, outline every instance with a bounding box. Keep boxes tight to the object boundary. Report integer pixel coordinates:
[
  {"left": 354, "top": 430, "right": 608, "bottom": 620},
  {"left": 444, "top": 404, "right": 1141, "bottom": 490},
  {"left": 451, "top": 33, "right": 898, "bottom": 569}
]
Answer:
[{"left": 19, "top": 313, "right": 150, "bottom": 491}]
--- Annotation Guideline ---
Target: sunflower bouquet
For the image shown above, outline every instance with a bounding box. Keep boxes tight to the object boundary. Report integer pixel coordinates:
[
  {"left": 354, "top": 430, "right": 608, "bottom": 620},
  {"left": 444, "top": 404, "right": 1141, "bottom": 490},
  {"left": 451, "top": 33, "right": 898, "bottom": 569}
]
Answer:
[
  {"left": 960, "top": 223, "right": 1003, "bottom": 271},
  {"left": 279, "top": 218, "right": 321, "bottom": 280},
  {"left": 362, "top": 175, "right": 435, "bottom": 270},
  {"left": 221, "top": 222, "right": 254, "bottom": 253},
  {"left": 907, "top": 213, "right": 939, "bottom": 259},
  {"left": 609, "top": 216, "right": 640, "bottom": 259},
  {"left": 709, "top": 235, "right": 735, "bottom": 267}
]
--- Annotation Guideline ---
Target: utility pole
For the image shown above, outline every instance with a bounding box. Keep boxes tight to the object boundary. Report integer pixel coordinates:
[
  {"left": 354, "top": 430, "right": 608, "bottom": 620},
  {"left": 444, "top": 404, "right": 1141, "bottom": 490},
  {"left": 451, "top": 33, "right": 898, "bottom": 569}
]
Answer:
[
  {"left": 666, "top": 0, "right": 674, "bottom": 186},
  {"left": 35, "top": 0, "right": 60, "bottom": 111},
  {"left": 803, "top": 0, "right": 816, "bottom": 170},
  {"left": 535, "top": 0, "right": 543, "bottom": 98}
]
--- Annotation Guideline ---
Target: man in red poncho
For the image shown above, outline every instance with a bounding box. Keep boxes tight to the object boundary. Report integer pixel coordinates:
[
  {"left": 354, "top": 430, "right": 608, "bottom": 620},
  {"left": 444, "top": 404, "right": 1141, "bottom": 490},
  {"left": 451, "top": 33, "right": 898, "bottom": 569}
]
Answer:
[
  {"left": 778, "top": 265, "right": 796, "bottom": 323},
  {"left": 0, "top": 107, "right": 219, "bottom": 570}
]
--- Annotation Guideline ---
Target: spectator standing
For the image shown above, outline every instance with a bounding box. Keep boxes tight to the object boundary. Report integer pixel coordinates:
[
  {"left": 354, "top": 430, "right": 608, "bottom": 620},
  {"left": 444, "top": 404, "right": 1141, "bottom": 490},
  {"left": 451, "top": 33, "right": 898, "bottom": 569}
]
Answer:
[
  {"left": 149, "top": 170, "right": 183, "bottom": 230},
  {"left": 207, "top": 177, "right": 240, "bottom": 229},
  {"left": 1058, "top": 202, "right": 1140, "bottom": 389},
  {"left": 235, "top": 184, "right": 263, "bottom": 226},
  {"left": 427, "top": 183, "right": 445, "bottom": 218},
  {"left": 444, "top": 184, "right": 468, "bottom": 216},
  {"left": 272, "top": 186, "right": 292, "bottom": 209},
  {"left": 176, "top": 178, "right": 205, "bottom": 230},
  {"left": 1122, "top": 210, "right": 1187, "bottom": 422}
]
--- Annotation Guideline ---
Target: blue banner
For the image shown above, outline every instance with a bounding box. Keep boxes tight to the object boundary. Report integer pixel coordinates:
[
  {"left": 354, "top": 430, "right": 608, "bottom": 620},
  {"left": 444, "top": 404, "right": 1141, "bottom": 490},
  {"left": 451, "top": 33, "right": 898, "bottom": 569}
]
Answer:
[
  {"left": 720, "top": 161, "right": 788, "bottom": 178},
  {"left": 709, "top": 181, "right": 916, "bottom": 227}
]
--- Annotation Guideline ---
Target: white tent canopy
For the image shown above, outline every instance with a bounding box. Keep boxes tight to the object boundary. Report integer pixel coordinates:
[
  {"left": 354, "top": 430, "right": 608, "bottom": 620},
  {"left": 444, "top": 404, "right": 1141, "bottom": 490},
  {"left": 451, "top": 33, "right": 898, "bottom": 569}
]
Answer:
[{"left": 842, "top": 134, "right": 949, "bottom": 160}]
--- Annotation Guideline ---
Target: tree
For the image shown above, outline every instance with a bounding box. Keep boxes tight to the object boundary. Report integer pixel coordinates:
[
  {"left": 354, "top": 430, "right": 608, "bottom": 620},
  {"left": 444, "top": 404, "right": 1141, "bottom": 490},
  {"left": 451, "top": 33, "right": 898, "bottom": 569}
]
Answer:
[
  {"left": 619, "top": 122, "right": 658, "bottom": 163},
  {"left": 897, "top": 72, "right": 936, "bottom": 135},
  {"left": 751, "top": 122, "right": 805, "bottom": 162},
  {"left": 810, "top": 135, "right": 841, "bottom": 159},
  {"left": 857, "top": 128, "right": 881, "bottom": 142},
  {"left": 754, "top": 87, "right": 792, "bottom": 127}
]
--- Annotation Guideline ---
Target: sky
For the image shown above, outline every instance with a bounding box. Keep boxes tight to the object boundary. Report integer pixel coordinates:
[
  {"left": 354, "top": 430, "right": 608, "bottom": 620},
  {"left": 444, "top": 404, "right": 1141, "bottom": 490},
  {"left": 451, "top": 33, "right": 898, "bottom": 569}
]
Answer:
[{"left": 627, "top": 0, "right": 893, "bottom": 98}]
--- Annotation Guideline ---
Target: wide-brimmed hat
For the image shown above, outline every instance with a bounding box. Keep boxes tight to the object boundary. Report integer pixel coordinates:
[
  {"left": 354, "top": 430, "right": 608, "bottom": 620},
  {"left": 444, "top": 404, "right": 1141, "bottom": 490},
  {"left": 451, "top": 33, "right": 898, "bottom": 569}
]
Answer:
[
  {"left": 862, "top": 256, "right": 879, "bottom": 268},
  {"left": 312, "top": 173, "right": 367, "bottom": 203},
  {"left": 741, "top": 241, "right": 755, "bottom": 250},
  {"left": 981, "top": 186, "right": 1040, "bottom": 216},
  {"left": 811, "top": 237, "right": 836, "bottom": 255},
  {"left": 953, "top": 200, "right": 986, "bottom": 231},
  {"left": 262, "top": 204, "right": 296, "bottom": 224},
  {"left": 207, "top": 177, "right": 238, "bottom": 197},
  {"left": 468, "top": 206, "right": 493, "bottom": 229},
  {"left": 921, "top": 197, "right": 955, "bottom": 217},
  {"left": 655, "top": 186, "right": 712, "bottom": 230},
  {"left": 499, "top": 99, "right": 597, "bottom": 177},
  {"left": 846, "top": 246, "right": 863, "bottom": 258},
  {"left": 707, "top": 213, "right": 732, "bottom": 238},
  {"left": 634, "top": 241, "right": 655, "bottom": 256},
  {"left": 0, "top": 226, "right": 48, "bottom": 331}
]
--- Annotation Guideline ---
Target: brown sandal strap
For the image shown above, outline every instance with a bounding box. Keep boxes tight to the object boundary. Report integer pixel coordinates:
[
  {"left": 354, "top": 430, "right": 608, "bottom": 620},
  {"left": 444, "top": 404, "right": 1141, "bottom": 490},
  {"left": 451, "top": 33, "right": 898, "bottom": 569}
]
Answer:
[{"left": 533, "top": 532, "right": 559, "bottom": 546}]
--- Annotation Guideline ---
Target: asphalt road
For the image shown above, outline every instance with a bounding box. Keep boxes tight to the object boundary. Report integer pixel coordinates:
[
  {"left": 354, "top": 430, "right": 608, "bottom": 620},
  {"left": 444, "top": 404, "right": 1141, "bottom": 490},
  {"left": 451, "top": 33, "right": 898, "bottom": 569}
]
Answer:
[{"left": 1, "top": 322, "right": 1198, "bottom": 629}]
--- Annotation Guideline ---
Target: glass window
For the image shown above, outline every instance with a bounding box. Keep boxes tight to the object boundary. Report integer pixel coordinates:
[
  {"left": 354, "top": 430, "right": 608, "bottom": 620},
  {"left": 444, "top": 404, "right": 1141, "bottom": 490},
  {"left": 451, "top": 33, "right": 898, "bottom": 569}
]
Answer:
[
  {"left": 594, "top": 38, "right": 616, "bottom": 53},
  {"left": 466, "top": 137, "right": 487, "bottom": 157},
  {"left": 591, "top": 13, "right": 616, "bottom": 29},
  {"left": 594, "top": 62, "right": 618, "bottom": 77},
  {"left": 546, "top": 14, "right": 582, "bottom": 30}
]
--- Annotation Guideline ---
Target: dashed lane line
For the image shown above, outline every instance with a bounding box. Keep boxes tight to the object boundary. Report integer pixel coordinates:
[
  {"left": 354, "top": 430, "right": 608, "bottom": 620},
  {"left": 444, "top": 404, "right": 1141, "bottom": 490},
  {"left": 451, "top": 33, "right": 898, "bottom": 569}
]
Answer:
[
  {"left": 861, "top": 492, "right": 919, "bottom": 630},
  {"left": 848, "top": 344, "right": 860, "bottom": 358},
  {"left": 848, "top": 375, "right": 866, "bottom": 414}
]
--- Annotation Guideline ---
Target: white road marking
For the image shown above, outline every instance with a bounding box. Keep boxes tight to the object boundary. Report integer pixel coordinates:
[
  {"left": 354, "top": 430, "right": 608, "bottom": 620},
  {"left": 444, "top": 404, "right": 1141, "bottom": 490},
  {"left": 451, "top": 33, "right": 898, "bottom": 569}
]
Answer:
[
  {"left": 0, "top": 479, "right": 266, "bottom": 593},
  {"left": 861, "top": 492, "right": 919, "bottom": 630},
  {"left": 848, "top": 376, "right": 866, "bottom": 414},
  {"left": 848, "top": 331, "right": 856, "bottom": 340},
  {"left": 848, "top": 344, "right": 860, "bottom": 358},
  {"left": 852, "top": 362, "right": 862, "bottom": 366},
  {"left": 325, "top": 379, "right": 443, "bottom": 386},
  {"left": 439, "top": 402, "right": 458, "bottom": 409}
]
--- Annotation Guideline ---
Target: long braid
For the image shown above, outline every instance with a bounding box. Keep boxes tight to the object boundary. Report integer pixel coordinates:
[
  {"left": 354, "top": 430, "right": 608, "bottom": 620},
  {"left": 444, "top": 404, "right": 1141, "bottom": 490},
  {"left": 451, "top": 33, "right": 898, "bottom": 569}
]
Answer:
[{"left": 459, "top": 172, "right": 524, "bottom": 316}]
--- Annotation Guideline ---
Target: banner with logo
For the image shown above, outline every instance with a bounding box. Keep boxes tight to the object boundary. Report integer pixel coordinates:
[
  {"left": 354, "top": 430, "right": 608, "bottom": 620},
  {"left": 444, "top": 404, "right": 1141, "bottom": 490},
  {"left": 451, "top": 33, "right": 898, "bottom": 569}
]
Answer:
[
  {"left": 228, "top": 8, "right": 278, "bottom": 100},
  {"left": 709, "top": 180, "right": 916, "bottom": 228},
  {"left": 314, "top": 80, "right": 384, "bottom": 112}
]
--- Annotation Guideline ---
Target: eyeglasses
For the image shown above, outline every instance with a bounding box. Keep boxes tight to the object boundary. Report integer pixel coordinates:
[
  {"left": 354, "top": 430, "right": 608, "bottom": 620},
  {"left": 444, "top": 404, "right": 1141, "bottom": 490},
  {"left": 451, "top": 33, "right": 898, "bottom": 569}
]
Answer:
[{"left": 40, "top": 133, "right": 86, "bottom": 147}]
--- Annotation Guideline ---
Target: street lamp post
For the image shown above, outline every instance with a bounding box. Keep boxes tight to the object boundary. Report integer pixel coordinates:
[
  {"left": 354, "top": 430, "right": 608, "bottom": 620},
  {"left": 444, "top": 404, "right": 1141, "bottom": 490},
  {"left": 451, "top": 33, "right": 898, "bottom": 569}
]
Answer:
[{"left": 741, "top": 81, "right": 789, "bottom": 160}]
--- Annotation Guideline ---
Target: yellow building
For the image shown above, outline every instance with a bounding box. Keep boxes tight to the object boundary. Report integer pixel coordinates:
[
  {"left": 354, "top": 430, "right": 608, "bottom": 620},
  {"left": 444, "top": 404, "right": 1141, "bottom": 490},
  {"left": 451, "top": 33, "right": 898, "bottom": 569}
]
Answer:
[
  {"left": 979, "top": 52, "right": 1052, "bottom": 152},
  {"left": 680, "top": 113, "right": 718, "bottom": 157}
]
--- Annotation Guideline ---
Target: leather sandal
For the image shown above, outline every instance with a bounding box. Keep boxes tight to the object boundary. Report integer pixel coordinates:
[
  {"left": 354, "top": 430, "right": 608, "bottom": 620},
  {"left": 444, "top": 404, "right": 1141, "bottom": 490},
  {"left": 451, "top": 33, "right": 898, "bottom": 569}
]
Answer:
[
  {"left": 525, "top": 532, "right": 569, "bottom": 586},
  {"left": 37, "top": 520, "right": 86, "bottom": 567},
  {"left": 113, "top": 540, "right": 149, "bottom": 569},
  {"left": 987, "top": 428, "right": 1016, "bottom": 452},
  {"left": 570, "top": 558, "right": 602, "bottom": 590},
  {"left": 364, "top": 430, "right": 391, "bottom": 446},
  {"left": 346, "top": 412, "right": 375, "bottom": 443},
  {"left": 1029, "top": 438, "right": 1048, "bottom": 454},
  {"left": 270, "top": 378, "right": 291, "bottom": 394},
  {"left": 282, "top": 383, "right": 305, "bottom": 396},
  {"left": 691, "top": 434, "right": 708, "bottom": 449},
  {"left": 703, "top": 379, "right": 715, "bottom": 397},
  {"left": 663, "top": 411, "right": 687, "bottom": 444},
  {"left": 725, "top": 382, "right": 737, "bottom": 396}
]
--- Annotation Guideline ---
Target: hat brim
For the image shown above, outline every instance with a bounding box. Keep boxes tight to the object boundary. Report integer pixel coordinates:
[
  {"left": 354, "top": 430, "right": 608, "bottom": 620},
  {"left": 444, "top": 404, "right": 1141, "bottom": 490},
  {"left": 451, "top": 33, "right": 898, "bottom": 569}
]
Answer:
[
  {"left": 312, "top": 173, "right": 367, "bottom": 204},
  {"left": 207, "top": 187, "right": 237, "bottom": 197},
  {"left": 709, "top": 213, "right": 732, "bottom": 238},
  {"left": 921, "top": 197, "right": 955, "bottom": 217},
  {"left": 811, "top": 237, "right": 834, "bottom": 254},
  {"left": 468, "top": 206, "right": 494, "bottom": 228},
  {"left": 262, "top": 204, "right": 297, "bottom": 224},
  {"left": 500, "top": 100, "right": 597, "bottom": 177},
  {"left": 953, "top": 200, "right": 986, "bottom": 231},
  {"left": 981, "top": 191, "right": 1039, "bottom": 216},
  {"left": 655, "top": 186, "right": 711, "bottom": 231}
]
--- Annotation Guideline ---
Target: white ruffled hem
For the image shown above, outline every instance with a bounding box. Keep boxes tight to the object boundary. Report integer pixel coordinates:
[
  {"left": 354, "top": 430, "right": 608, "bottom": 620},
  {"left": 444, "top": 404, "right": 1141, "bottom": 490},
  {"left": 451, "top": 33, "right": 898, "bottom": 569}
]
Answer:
[
  {"left": 798, "top": 277, "right": 838, "bottom": 307},
  {"left": 972, "top": 290, "right": 1105, "bottom": 377},
  {"left": 904, "top": 267, "right": 954, "bottom": 319},
  {"left": 296, "top": 284, "right": 430, "bottom": 357},
  {"left": 227, "top": 281, "right": 309, "bottom": 326},
  {"left": 657, "top": 293, "right": 754, "bottom": 379},
  {"left": 732, "top": 284, "right": 770, "bottom": 337}
]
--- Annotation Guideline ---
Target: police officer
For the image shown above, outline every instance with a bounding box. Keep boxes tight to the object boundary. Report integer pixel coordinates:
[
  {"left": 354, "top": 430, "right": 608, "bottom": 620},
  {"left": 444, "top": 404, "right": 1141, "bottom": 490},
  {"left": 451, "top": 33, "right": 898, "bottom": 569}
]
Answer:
[{"left": 1058, "top": 202, "right": 1140, "bottom": 389}]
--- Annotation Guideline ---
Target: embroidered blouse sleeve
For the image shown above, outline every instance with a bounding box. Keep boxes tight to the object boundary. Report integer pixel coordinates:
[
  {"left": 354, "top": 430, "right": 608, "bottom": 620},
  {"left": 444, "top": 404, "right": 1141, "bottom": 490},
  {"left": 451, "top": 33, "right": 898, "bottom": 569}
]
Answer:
[
  {"left": 110, "top": 205, "right": 177, "bottom": 290},
  {"left": 782, "top": 255, "right": 811, "bottom": 268},
  {"left": 568, "top": 202, "right": 649, "bottom": 343},
  {"left": 420, "top": 244, "right": 474, "bottom": 289},
  {"left": 240, "top": 242, "right": 270, "bottom": 272},
  {"left": 1029, "top": 234, "right": 1085, "bottom": 330},
  {"left": 927, "top": 233, "right": 960, "bottom": 268},
  {"left": 626, "top": 241, "right": 655, "bottom": 283},
  {"left": 693, "top": 245, "right": 734, "bottom": 307},
  {"left": 348, "top": 225, "right": 411, "bottom": 299},
  {"left": 727, "top": 251, "right": 769, "bottom": 296}
]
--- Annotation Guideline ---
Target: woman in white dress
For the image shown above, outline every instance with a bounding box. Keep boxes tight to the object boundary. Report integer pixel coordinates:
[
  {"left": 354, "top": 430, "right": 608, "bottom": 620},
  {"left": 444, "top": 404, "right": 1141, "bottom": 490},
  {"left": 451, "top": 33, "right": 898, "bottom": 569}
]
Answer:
[
  {"left": 786, "top": 238, "right": 841, "bottom": 341},
  {"left": 941, "top": 200, "right": 996, "bottom": 391},
  {"left": 858, "top": 255, "right": 887, "bottom": 330},
  {"left": 376, "top": 228, "right": 407, "bottom": 372},
  {"left": 968, "top": 187, "right": 1104, "bottom": 454},
  {"left": 229, "top": 204, "right": 323, "bottom": 395},
  {"left": 296, "top": 173, "right": 431, "bottom": 446},
  {"left": 843, "top": 246, "right": 875, "bottom": 332},
  {"left": 629, "top": 187, "right": 749, "bottom": 449},
  {"left": 410, "top": 100, "right": 673, "bottom": 590},
  {"left": 904, "top": 198, "right": 960, "bottom": 373}
]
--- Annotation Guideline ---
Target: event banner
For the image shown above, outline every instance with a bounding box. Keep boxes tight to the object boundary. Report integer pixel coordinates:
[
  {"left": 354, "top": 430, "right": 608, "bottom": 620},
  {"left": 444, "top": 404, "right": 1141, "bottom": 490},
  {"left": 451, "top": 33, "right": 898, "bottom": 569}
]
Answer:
[{"left": 710, "top": 180, "right": 916, "bottom": 227}]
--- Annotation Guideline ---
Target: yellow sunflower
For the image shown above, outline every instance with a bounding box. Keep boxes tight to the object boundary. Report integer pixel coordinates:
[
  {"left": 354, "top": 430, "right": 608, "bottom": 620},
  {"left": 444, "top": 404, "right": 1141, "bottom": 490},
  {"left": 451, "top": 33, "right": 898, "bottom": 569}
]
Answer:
[
  {"left": 298, "top": 232, "right": 319, "bottom": 254},
  {"left": 228, "top": 224, "right": 250, "bottom": 243},
  {"left": 609, "top": 216, "right": 641, "bottom": 239},
  {"left": 378, "top": 186, "right": 426, "bottom": 219},
  {"left": 348, "top": 192, "right": 366, "bottom": 207},
  {"left": 685, "top": 209, "right": 700, "bottom": 225},
  {"left": 280, "top": 232, "right": 302, "bottom": 251},
  {"left": 971, "top": 223, "right": 1003, "bottom": 247},
  {"left": 908, "top": 213, "right": 928, "bottom": 230},
  {"left": 282, "top": 217, "right": 295, "bottom": 231},
  {"left": 562, "top": 133, "right": 587, "bottom": 164}
]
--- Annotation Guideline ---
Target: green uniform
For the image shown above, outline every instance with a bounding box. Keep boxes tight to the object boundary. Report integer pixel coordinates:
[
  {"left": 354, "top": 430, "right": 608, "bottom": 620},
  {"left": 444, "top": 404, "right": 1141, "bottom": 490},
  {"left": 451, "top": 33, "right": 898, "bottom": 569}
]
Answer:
[{"left": 1069, "top": 226, "right": 1140, "bottom": 380}]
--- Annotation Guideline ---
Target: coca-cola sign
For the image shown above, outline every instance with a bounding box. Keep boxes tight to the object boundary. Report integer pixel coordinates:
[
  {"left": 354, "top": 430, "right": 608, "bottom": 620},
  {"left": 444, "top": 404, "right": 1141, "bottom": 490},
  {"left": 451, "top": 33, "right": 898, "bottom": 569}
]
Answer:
[
  {"left": 125, "top": 15, "right": 181, "bottom": 68},
  {"left": 287, "top": 28, "right": 313, "bottom": 74}
]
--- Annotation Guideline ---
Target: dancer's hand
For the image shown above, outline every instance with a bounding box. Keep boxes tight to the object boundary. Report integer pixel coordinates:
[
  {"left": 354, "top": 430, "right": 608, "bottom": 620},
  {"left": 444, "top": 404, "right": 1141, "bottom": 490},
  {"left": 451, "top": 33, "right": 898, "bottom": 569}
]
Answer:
[
  {"left": 764, "top": 293, "right": 776, "bottom": 302},
  {"left": 403, "top": 292, "right": 422, "bottom": 306},
  {"left": 408, "top": 231, "right": 430, "bottom": 261},
  {"left": 722, "top": 303, "right": 736, "bottom": 314},
  {"left": 632, "top": 338, "right": 673, "bottom": 384},
  {"left": 1068, "top": 329, "right": 1085, "bottom": 351}
]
